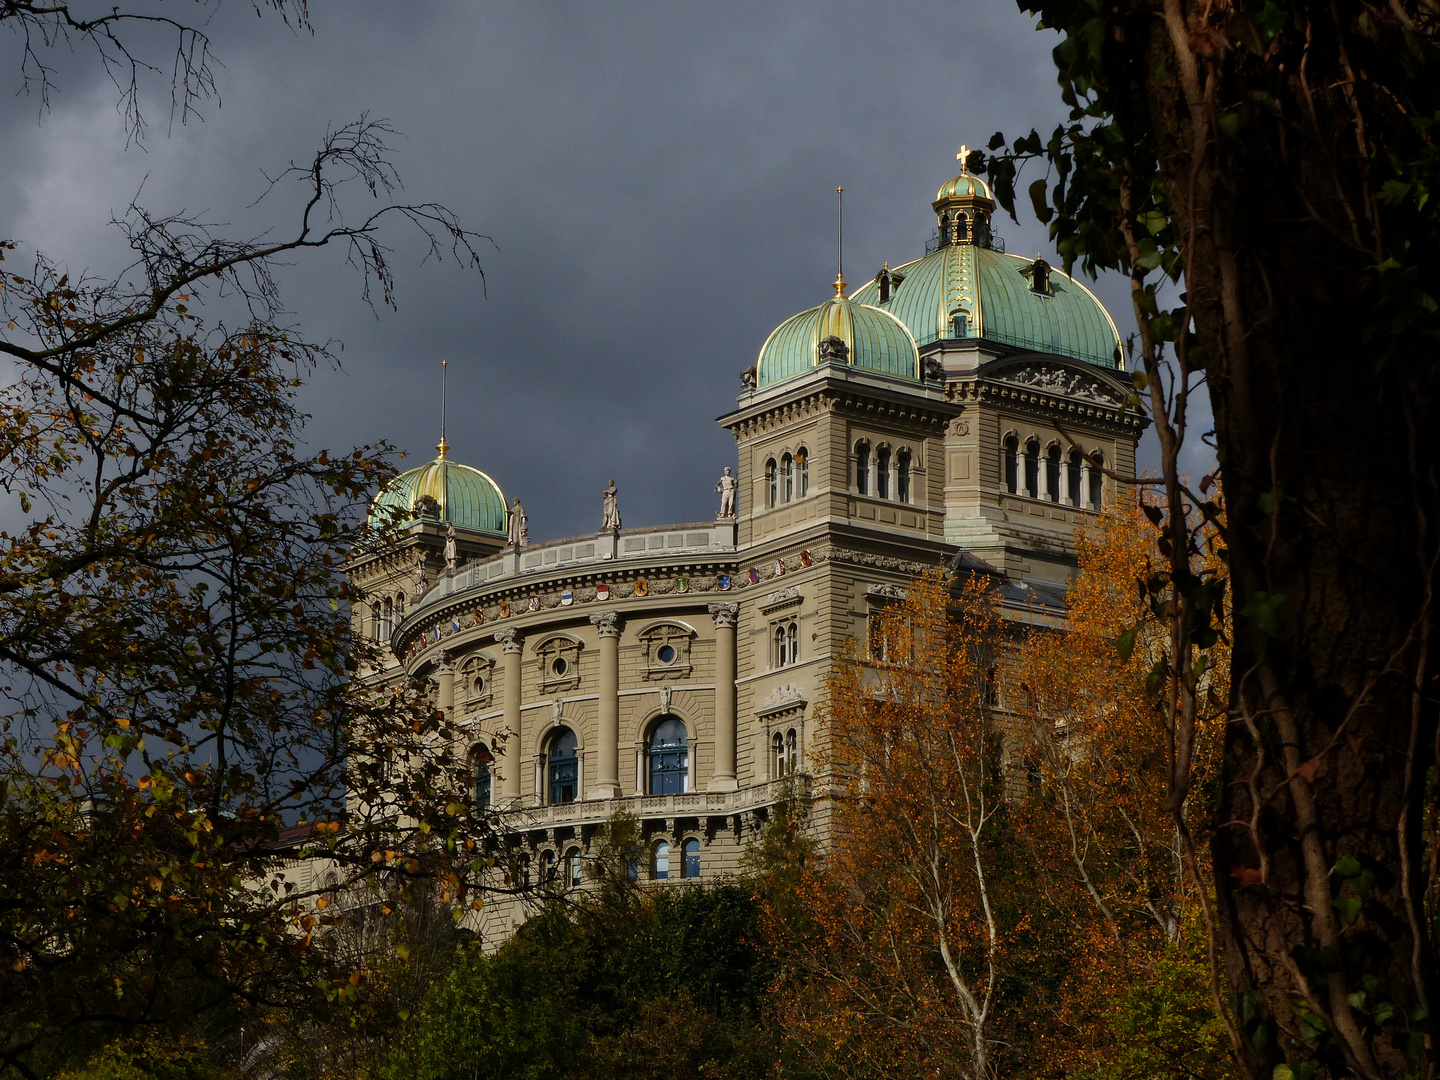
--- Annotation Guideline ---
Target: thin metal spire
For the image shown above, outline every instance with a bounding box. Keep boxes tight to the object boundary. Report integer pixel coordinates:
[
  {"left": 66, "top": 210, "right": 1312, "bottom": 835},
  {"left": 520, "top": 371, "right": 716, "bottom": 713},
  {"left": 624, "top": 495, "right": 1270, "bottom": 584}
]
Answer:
[
  {"left": 437, "top": 359, "right": 449, "bottom": 460},
  {"left": 833, "top": 186, "right": 846, "bottom": 297}
]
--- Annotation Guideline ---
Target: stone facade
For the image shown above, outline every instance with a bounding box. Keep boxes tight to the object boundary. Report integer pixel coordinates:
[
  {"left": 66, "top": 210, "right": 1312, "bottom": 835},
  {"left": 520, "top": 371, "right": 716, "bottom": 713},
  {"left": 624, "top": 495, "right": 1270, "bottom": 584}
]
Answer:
[{"left": 346, "top": 167, "right": 1146, "bottom": 943}]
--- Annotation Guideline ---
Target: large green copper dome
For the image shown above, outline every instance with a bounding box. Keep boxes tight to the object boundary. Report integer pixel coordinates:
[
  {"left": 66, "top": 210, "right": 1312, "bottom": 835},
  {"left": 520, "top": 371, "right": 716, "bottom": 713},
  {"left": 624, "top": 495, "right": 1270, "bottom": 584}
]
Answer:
[
  {"left": 756, "top": 293, "right": 920, "bottom": 388},
  {"left": 848, "top": 243, "right": 1122, "bottom": 368},
  {"left": 369, "top": 454, "right": 508, "bottom": 535}
]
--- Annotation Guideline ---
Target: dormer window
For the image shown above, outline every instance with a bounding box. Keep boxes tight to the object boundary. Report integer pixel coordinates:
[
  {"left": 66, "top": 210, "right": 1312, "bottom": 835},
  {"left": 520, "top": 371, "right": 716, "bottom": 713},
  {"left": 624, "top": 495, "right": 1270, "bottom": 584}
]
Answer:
[
  {"left": 951, "top": 309, "right": 969, "bottom": 339},
  {"left": 1031, "top": 256, "right": 1052, "bottom": 295},
  {"left": 954, "top": 213, "right": 969, "bottom": 243}
]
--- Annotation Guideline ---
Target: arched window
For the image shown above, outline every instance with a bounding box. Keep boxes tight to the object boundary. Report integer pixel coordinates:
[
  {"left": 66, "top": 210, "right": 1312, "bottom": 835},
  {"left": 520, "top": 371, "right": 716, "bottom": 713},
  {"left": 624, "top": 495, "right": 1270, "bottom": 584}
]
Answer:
[
  {"left": 876, "top": 447, "right": 892, "bottom": 500},
  {"left": 955, "top": 213, "right": 969, "bottom": 243},
  {"left": 546, "top": 727, "right": 578, "bottom": 805},
  {"left": 647, "top": 716, "right": 688, "bottom": 795},
  {"left": 540, "top": 849, "right": 556, "bottom": 885},
  {"left": 653, "top": 840, "right": 670, "bottom": 880},
  {"left": 1088, "top": 451, "right": 1105, "bottom": 508},
  {"left": 855, "top": 441, "right": 871, "bottom": 496},
  {"left": 782, "top": 453, "right": 794, "bottom": 503},
  {"left": 565, "top": 846, "right": 583, "bottom": 889},
  {"left": 788, "top": 622, "right": 799, "bottom": 664},
  {"left": 1024, "top": 441, "right": 1040, "bottom": 499},
  {"left": 380, "top": 598, "right": 392, "bottom": 640},
  {"left": 951, "top": 308, "right": 969, "bottom": 338},
  {"left": 1045, "top": 444, "right": 1062, "bottom": 503},
  {"left": 370, "top": 603, "right": 381, "bottom": 641},
  {"left": 683, "top": 838, "right": 701, "bottom": 879},
  {"left": 796, "top": 447, "right": 810, "bottom": 498},
  {"left": 772, "top": 731, "right": 788, "bottom": 776},
  {"left": 897, "top": 450, "right": 912, "bottom": 504},
  {"left": 1004, "top": 435, "right": 1019, "bottom": 495},
  {"left": 473, "top": 751, "right": 492, "bottom": 810},
  {"left": 774, "top": 624, "right": 787, "bottom": 666},
  {"left": 1067, "top": 449, "right": 1083, "bottom": 507},
  {"left": 766, "top": 459, "right": 778, "bottom": 509},
  {"left": 774, "top": 620, "right": 798, "bottom": 667}
]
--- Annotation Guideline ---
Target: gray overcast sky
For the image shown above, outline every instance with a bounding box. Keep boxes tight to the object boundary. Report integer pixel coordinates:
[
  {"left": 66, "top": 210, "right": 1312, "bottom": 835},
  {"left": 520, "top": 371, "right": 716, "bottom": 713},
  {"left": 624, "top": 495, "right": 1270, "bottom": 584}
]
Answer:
[{"left": 0, "top": 2, "right": 1212, "bottom": 543}]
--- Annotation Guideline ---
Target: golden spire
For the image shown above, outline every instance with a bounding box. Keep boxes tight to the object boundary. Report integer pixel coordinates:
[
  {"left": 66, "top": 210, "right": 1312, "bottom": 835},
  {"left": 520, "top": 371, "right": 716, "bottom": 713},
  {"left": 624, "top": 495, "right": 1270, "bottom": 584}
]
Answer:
[
  {"left": 436, "top": 359, "right": 449, "bottom": 460},
  {"left": 956, "top": 144, "right": 970, "bottom": 173},
  {"left": 833, "top": 186, "right": 847, "bottom": 297}
]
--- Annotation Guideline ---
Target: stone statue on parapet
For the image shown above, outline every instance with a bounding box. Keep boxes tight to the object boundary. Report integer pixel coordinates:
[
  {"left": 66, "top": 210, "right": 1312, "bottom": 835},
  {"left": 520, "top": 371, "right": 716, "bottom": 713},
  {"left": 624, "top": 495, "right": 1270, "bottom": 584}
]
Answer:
[
  {"left": 716, "top": 467, "right": 737, "bottom": 519},
  {"left": 412, "top": 552, "right": 428, "bottom": 599},
  {"left": 601, "top": 479, "right": 621, "bottom": 532},
  {"left": 443, "top": 521, "right": 458, "bottom": 572},
  {"left": 507, "top": 497, "right": 529, "bottom": 550}
]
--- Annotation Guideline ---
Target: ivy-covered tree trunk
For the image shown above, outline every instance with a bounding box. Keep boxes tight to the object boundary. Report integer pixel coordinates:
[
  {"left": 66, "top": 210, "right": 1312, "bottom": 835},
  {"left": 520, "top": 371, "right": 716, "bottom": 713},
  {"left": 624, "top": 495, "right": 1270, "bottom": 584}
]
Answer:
[{"left": 996, "top": 3, "right": 1440, "bottom": 1077}]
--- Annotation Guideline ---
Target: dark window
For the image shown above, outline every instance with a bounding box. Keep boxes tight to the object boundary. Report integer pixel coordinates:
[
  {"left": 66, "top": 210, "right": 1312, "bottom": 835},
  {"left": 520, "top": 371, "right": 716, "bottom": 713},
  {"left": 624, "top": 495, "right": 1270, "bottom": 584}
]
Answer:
[
  {"left": 653, "top": 840, "right": 670, "bottom": 880},
  {"left": 657, "top": 644, "right": 676, "bottom": 664},
  {"left": 877, "top": 447, "right": 892, "bottom": 500},
  {"left": 1088, "top": 452, "right": 1105, "bottom": 508},
  {"left": 897, "top": 450, "right": 911, "bottom": 504},
  {"left": 475, "top": 760, "right": 491, "bottom": 809},
  {"left": 1046, "top": 445, "right": 1062, "bottom": 503},
  {"left": 648, "top": 716, "right": 688, "bottom": 795},
  {"left": 952, "top": 309, "right": 969, "bottom": 338},
  {"left": 547, "top": 727, "right": 578, "bottom": 805},
  {"left": 782, "top": 453, "right": 794, "bottom": 502},
  {"left": 766, "top": 459, "right": 778, "bottom": 508},
  {"left": 551, "top": 657, "right": 567, "bottom": 677},
  {"left": 1067, "top": 450, "right": 1083, "bottom": 506},
  {"left": 773, "top": 731, "right": 788, "bottom": 775},
  {"left": 796, "top": 447, "right": 810, "bottom": 497},
  {"left": 683, "top": 838, "right": 701, "bottom": 878},
  {"left": 540, "top": 850, "right": 556, "bottom": 885},
  {"left": 1004, "top": 435, "right": 1019, "bottom": 495},
  {"left": 955, "top": 213, "right": 969, "bottom": 242},
  {"left": 566, "top": 847, "right": 582, "bottom": 889},
  {"left": 855, "top": 443, "right": 870, "bottom": 496},
  {"left": 1031, "top": 258, "right": 1051, "bottom": 294},
  {"left": 1024, "top": 441, "right": 1040, "bottom": 498}
]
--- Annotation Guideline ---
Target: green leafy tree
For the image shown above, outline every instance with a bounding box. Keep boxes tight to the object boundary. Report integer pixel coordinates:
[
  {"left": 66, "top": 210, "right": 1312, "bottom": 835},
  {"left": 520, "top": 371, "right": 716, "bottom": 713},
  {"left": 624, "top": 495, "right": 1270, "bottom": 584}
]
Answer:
[{"left": 985, "top": 4, "right": 1440, "bottom": 1078}]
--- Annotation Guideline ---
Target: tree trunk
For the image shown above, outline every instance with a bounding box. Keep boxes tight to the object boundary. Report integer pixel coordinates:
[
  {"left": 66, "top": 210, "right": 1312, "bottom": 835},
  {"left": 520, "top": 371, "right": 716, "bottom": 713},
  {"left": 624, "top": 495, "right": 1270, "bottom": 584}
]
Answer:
[{"left": 1143, "top": 4, "right": 1440, "bottom": 1076}]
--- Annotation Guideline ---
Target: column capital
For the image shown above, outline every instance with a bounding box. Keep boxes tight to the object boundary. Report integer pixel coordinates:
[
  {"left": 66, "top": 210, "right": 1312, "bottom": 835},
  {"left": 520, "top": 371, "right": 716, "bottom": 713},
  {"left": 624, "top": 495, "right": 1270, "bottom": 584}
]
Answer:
[
  {"left": 436, "top": 649, "right": 456, "bottom": 673},
  {"left": 588, "top": 612, "right": 622, "bottom": 637},
  {"left": 495, "top": 627, "right": 523, "bottom": 654},
  {"left": 707, "top": 602, "right": 740, "bottom": 629}
]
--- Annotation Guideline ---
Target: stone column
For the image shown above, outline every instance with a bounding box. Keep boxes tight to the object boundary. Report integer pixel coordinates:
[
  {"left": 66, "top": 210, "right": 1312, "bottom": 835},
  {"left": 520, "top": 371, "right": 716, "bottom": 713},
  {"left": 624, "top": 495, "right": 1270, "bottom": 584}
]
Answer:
[
  {"left": 1038, "top": 448, "right": 1051, "bottom": 501},
  {"left": 589, "top": 612, "right": 622, "bottom": 799},
  {"left": 1014, "top": 443, "right": 1027, "bottom": 497},
  {"left": 1079, "top": 458, "right": 1092, "bottom": 511},
  {"left": 496, "top": 629, "right": 523, "bottom": 804},
  {"left": 708, "top": 603, "right": 740, "bottom": 792},
  {"left": 436, "top": 651, "right": 456, "bottom": 716}
]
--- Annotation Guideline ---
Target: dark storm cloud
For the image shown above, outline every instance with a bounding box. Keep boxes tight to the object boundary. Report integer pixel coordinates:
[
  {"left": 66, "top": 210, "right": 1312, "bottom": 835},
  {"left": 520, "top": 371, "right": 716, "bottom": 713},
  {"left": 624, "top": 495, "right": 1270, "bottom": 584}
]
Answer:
[{"left": 0, "top": 2, "right": 1215, "bottom": 542}]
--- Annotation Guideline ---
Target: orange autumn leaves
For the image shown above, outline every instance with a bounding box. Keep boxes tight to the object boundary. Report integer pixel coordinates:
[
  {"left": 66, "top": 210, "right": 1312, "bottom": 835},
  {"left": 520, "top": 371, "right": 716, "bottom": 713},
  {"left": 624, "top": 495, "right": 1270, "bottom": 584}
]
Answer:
[{"left": 765, "top": 502, "right": 1234, "bottom": 1080}]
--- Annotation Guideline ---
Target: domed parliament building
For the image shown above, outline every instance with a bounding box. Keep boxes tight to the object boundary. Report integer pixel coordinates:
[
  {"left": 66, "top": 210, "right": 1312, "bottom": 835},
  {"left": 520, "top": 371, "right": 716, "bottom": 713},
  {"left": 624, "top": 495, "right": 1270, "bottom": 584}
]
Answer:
[{"left": 348, "top": 163, "right": 1144, "bottom": 936}]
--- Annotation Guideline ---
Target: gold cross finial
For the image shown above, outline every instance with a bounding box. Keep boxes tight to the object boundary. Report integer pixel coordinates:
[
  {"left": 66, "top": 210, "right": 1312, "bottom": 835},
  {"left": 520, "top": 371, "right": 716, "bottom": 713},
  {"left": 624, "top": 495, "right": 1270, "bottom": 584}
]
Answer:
[{"left": 957, "top": 144, "right": 970, "bottom": 172}]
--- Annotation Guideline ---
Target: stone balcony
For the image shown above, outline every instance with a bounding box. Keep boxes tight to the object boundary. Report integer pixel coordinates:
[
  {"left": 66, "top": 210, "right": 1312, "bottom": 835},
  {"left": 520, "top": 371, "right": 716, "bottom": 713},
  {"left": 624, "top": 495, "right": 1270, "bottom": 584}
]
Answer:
[{"left": 410, "top": 519, "right": 739, "bottom": 618}]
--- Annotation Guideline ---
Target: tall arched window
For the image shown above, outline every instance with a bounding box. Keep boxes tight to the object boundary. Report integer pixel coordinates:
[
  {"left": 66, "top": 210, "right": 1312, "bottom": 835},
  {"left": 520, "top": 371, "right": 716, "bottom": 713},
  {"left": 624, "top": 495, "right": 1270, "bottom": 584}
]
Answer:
[
  {"left": 1023, "top": 441, "right": 1040, "bottom": 499},
  {"left": 796, "top": 447, "right": 810, "bottom": 497},
  {"left": 474, "top": 752, "right": 491, "bottom": 810},
  {"left": 1088, "top": 451, "right": 1105, "bottom": 508},
  {"left": 782, "top": 453, "right": 794, "bottom": 502},
  {"left": 773, "top": 731, "right": 789, "bottom": 776},
  {"left": 955, "top": 213, "right": 969, "bottom": 242},
  {"left": 546, "top": 727, "right": 578, "bottom": 805},
  {"left": 787, "top": 728, "right": 798, "bottom": 768},
  {"left": 380, "top": 598, "right": 392, "bottom": 640},
  {"left": 788, "top": 622, "right": 799, "bottom": 664},
  {"left": 876, "top": 447, "right": 892, "bottom": 500},
  {"left": 539, "top": 849, "right": 556, "bottom": 885},
  {"left": 653, "top": 840, "right": 670, "bottom": 880},
  {"left": 648, "top": 716, "right": 688, "bottom": 794},
  {"left": 951, "top": 308, "right": 969, "bottom": 338},
  {"left": 1067, "top": 449, "right": 1083, "bottom": 507},
  {"left": 370, "top": 604, "right": 381, "bottom": 641},
  {"left": 774, "top": 620, "right": 798, "bottom": 667},
  {"left": 565, "top": 846, "right": 583, "bottom": 889},
  {"left": 1004, "top": 435, "right": 1019, "bottom": 494},
  {"left": 897, "top": 450, "right": 912, "bottom": 504},
  {"left": 855, "top": 441, "right": 870, "bottom": 495},
  {"left": 766, "top": 459, "right": 778, "bottom": 509},
  {"left": 1045, "top": 444, "right": 1062, "bottom": 503},
  {"left": 683, "top": 838, "right": 701, "bottom": 878}
]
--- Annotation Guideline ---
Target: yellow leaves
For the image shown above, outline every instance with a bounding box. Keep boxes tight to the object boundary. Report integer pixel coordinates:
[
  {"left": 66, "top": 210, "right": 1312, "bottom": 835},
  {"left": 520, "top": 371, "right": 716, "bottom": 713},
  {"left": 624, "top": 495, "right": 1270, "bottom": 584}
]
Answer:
[
  {"left": 113, "top": 716, "right": 129, "bottom": 729},
  {"left": 315, "top": 896, "right": 328, "bottom": 910}
]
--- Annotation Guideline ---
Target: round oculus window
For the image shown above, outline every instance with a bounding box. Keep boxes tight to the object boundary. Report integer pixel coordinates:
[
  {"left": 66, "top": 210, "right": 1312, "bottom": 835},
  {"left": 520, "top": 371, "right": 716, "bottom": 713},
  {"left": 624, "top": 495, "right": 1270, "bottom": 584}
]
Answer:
[
  {"left": 657, "top": 644, "right": 676, "bottom": 664},
  {"left": 474, "top": 676, "right": 485, "bottom": 695},
  {"left": 551, "top": 657, "right": 568, "bottom": 676}
]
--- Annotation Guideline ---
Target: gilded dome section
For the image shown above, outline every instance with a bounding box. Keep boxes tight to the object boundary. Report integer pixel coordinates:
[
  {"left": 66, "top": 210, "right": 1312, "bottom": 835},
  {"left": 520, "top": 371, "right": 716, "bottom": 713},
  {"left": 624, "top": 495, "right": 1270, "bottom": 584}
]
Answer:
[
  {"left": 369, "top": 457, "right": 508, "bottom": 535},
  {"left": 755, "top": 295, "right": 920, "bottom": 388},
  {"left": 935, "top": 173, "right": 993, "bottom": 202},
  {"left": 849, "top": 246, "right": 1122, "bottom": 369}
]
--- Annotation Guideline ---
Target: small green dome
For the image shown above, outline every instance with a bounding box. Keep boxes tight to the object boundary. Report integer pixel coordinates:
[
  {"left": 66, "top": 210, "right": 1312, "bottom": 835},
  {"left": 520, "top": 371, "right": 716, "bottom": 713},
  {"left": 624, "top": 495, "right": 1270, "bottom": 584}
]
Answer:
[
  {"left": 935, "top": 173, "right": 992, "bottom": 202},
  {"left": 755, "top": 293, "right": 920, "bottom": 388},
  {"left": 849, "top": 244, "right": 1122, "bottom": 369},
  {"left": 369, "top": 454, "right": 508, "bottom": 535}
]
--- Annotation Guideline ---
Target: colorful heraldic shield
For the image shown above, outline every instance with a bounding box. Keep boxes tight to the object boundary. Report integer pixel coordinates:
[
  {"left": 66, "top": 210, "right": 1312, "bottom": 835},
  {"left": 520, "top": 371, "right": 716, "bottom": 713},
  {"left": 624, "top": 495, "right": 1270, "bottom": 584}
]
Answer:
[
  {"left": 561, "top": 590, "right": 574, "bottom": 606},
  {"left": 718, "top": 574, "right": 731, "bottom": 590},
  {"left": 596, "top": 584, "right": 610, "bottom": 601},
  {"left": 635, "top": 579, "right": 649, "bottom": 597}
]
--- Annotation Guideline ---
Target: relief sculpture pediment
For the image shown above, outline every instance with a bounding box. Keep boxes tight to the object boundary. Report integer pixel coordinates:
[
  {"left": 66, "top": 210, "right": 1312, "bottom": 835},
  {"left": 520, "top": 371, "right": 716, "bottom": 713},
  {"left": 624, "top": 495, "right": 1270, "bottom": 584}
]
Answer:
[{"left": 993, "top": 363, "right": 1123, "bottom": 406}]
